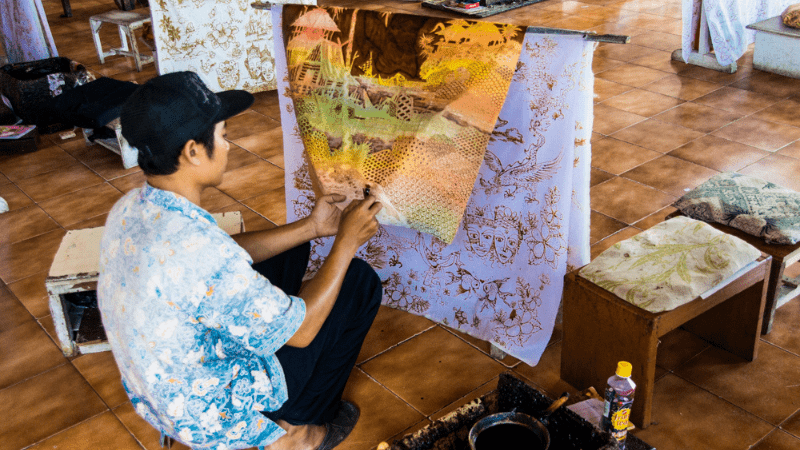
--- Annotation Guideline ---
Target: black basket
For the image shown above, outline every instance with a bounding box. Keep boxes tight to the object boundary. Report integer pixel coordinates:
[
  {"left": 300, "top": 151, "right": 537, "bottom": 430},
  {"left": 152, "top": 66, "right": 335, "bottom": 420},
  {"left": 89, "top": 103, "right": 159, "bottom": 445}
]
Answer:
[{"left": 0, "top": 57, "right": 93, "bottom": 133}]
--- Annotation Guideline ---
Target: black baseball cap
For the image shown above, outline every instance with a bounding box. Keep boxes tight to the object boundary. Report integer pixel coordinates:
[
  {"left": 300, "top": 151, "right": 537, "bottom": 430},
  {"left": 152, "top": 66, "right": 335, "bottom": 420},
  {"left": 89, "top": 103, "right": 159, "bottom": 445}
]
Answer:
[{"left": 120, "top": 71, "right": 254, "bottom": 159}]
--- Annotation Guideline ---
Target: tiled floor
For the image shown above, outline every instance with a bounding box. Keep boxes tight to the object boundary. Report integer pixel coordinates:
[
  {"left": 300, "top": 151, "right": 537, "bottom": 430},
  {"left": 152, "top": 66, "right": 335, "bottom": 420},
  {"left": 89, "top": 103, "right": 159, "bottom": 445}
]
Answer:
[{"left": 2, "top": 0, "right": 800, "bottom": 449}]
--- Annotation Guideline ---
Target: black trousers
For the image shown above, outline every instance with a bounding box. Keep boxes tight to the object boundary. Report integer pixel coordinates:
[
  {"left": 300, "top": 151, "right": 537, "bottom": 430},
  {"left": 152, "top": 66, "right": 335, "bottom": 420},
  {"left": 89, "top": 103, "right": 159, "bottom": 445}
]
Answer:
[{"left": 252, "top": 242, "right": 382, "bottom": 426}]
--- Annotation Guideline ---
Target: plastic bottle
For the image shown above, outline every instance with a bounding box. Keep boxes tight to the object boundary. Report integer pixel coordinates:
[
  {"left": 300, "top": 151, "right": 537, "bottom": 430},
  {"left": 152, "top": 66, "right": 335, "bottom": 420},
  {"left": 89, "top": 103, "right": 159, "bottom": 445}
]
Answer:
[{"left": 600, "top": 361, "right": 636, "bottom": 449}]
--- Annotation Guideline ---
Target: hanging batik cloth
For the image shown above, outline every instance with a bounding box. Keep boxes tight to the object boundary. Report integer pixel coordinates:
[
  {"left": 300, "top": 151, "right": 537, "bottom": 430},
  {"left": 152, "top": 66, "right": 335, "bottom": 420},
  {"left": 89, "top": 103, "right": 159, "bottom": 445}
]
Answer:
[
  {"left": 275, "top": 6, "right": 594, "bottom": 366},
  {"left": 282, "top": 5, "right": 526, "bottom": 243}
]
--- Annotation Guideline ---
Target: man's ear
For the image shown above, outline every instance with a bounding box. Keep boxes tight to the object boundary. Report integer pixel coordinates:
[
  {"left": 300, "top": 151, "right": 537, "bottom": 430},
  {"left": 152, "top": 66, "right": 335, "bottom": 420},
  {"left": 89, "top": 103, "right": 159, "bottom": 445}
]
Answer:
[{"left": 179, "top": 140, "right": 203, "bottom": 167}]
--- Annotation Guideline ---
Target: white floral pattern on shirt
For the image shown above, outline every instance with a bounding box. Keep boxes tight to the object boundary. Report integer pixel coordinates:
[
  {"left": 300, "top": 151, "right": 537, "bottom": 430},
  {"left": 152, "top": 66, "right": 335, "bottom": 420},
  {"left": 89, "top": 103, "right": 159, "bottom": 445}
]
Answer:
[{"left": 98, "top": 184, "right": 305, "bottom": 449}]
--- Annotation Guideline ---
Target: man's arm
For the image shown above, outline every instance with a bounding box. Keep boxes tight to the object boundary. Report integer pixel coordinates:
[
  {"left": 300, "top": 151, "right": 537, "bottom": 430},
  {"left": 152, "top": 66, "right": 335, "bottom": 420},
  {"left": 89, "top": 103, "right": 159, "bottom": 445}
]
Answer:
[
  {"left": 285, "top": 195, "right": 382, "bottom": 348},
  {"left": 230, "top": 194, "right": 347, "bottom": 263}
]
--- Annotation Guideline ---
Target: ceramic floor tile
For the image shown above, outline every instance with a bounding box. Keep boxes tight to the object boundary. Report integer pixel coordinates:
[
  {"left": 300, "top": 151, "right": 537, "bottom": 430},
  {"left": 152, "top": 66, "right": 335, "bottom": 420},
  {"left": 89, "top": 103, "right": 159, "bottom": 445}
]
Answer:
[
  {"left": 114, "top": 402, "right": 192, "bottom": 450},
  {"left": 730, "top": 71, "right": 800, "bottom": 99},
  {"left": 629, "top": 31, "right": 681, "bottom": 52},
  {"left": 762, "top": 297, "right": 800, "bottom": 357},
  {"left": 0, "top": 229, "right": 67, "bottom": 284},
  {"left": 513, "top": 341, "right": 580, "bottom": 400},
  {"left": 590, "top": 167, "right": 614, "bottom": 187},
  {"left": 777, "top": 140, "right": 800, "bottom": 159},
  {"left": 0, "top": 205, "right": 61, "bottom": 245},
  {"left": 642, "top": 74, "right": 723, "bottom": 101},
  {"left": 0, "top": 172, "right": 9, "bottom": 185},
  {"left": 594, "top": 43, "right": 659, "bottom": 63},
  {"left": 693, "top": 86, "right": 783, "bottom": 115},
  {"left": 199, "top": 186, "right": 238, "bottom": 212},
  {"left": 593, "top": 78, "right": 634, "bottom": 104},
  {"left": 592, "top": 104, "right": 647, "bottom": 135},
  {"left": 225, "top": 144, "right": 262, "bottom": 171},
  {"left": 357, "top": 305, "right": 435, "bottom": 364},
  {"left": 15, "top": 162, "right": 105, "bottom": 202},
  {"left": 0, "top": 182, "right": 34, "bottom": 211},
  {"left": 712, "top": 118, "right": 800, "bottom": 152},
  {"left": 590, "top": 211, "right": 627, "bottom": 245},
  {"left": 587, "top": 21, "right": 646, "bottom": 38},
  {"left": 739, "top": 154, "right": 800, "bottom": 193},
  {"left": 241, "top": 186, "right": 287, "bottom": 225},
  {"left": 67, "top": 213, "right": 110, "bottom": 230},
  {"left": 232, "top": 126, "right": 285, "bottom": 168},
  {"left": 590, "top": 176, "right": 675, "bottom": 224},
  {"left": 629, "top": 50, "right": 687, "bottom": 74},
  {"left": 782, "top": 409, "right": 800, "bottom": 438},
  {"left": 0, "top": 320, "right": 66, "bottom": 390},
  {"left": 72, "top": 351, "right": 129, "bottom": 410},
  {"left": 590, "top": 227, "right": 642, "bottom": 259},
  {"left": 0, "top": 145, "right": 79, "bottom": 182},
  {"left": 217, "top": 160, "right": 285, "bottom": 201},
  {"left": 591, "top": 137, "right": 661, "bottom": 175},
  {"left": 630, "top": 374, "right": 772, "bottom": 449},
  {"left": 752, "top": 98, "right": 800, "bottom": 129},
  {"left": 675, "top": 344, "right": 800, "bottom": 426},
  {"left": 6, "top": 271, "right": 50, "bottom": 319},
  {"left": 611, "top": 118, "right": 704, "bottom": 153},
  {"left": 541, "top": 15, "right": 609, "bottom": 31},
  {"left": 595, "top": 63, "right": 669, "bottom": 87},
  {"left": 360, "top": 326, "right": 505, "bottom": 415},
  {"left": 226, "top": 110, "right": 278, "bottom": 141},
  {"left": 68, "top": 145, "right": 142, "bottom": 181},
  {"left": 623, "top": 155, "right": 718, "bottom": 197},
  {"left": 444, "top": 326, "right": 520, "bottom": 368},
  {"left": 676, "top": 63, "right": 755, "bottom": 86},
  {"left": 668, "top": 135, "right": 769, "bottom": 172},
  {"left": 632, "top": 205, "right": 677, "bottom": 231},
  {"left": 601, "top": 88, "right": 684, "bottom": 119},
  {"left": 249, "top": 90, "right": 282, "bottom": 121},
  {"left": 39, "top": 183, "right": 123, "bottom": 228},
  {"left": 592, "top": 56, "right": 626, "bottom": 75},
  {"left": 26, "top": 411, "right": 143, "bottom": 450},
  {"left": 109, "top": 171, "right": 147, "bottom": 194},
  {"left": 0, "top": 364, "right": 108, "bottom": 450},
  {"left": 428, "top": 376, "right": 499, "bottom": 422},
  {"left": 653, "top": 102, "right": 743, "bottom": 133},
  {"left": 750, "top": 430, "right": 800, "bottom": 450},
  {"left": 337, "top": 368, "right": 426, "bottom": 450}
]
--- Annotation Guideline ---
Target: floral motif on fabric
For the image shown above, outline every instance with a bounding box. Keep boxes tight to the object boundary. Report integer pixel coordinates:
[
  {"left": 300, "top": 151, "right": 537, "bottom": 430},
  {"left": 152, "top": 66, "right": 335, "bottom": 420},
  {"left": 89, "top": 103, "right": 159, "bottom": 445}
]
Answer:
[{"left": 98, "top": 184, "right": 305, "bottom": 449}]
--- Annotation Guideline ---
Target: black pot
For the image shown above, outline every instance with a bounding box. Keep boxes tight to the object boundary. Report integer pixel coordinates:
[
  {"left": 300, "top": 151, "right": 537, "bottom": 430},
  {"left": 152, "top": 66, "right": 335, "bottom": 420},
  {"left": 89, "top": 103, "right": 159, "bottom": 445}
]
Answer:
[{"left": 468, "top": 393, "right": 569, "bottom": 450}]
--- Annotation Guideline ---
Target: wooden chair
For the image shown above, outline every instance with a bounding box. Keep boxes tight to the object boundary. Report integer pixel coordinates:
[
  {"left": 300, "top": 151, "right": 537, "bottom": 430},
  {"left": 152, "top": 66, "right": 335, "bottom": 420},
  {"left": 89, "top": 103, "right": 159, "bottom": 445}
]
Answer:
[{"left": 560, "top": 224, "right": 771, "bottom": 429}]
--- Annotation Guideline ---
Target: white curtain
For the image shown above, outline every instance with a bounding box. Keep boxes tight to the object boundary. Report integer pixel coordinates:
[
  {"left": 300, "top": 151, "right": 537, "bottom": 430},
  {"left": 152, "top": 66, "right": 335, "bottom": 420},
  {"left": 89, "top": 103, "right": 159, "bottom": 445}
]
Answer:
[
  {"left": 0, "top": 0, "right": 58, "bottom": 64},
  {"left": 275, "top": 6, "right": 593, "bottom": 366}
]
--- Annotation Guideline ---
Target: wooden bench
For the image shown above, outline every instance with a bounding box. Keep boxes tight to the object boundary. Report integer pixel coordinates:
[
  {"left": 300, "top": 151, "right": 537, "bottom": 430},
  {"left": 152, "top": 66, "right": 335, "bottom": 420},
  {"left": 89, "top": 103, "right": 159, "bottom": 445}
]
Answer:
[{"left": 561, "top": 246, "right": 771, "bottom": 428}]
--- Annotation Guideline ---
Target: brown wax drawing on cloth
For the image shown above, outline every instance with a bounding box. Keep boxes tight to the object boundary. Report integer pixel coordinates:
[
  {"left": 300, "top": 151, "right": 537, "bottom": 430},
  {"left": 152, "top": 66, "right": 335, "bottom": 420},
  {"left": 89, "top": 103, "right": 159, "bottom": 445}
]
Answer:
[{"left": 281, "top": 6, "right": 525, "bottom": 243}]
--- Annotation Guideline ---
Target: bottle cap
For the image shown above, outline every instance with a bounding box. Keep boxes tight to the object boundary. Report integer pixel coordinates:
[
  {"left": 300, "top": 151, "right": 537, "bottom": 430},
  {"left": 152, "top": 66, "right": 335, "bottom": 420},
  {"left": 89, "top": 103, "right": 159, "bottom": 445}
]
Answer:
[{"left": 616, "top": 361, "right": 632, "bottom": 378}]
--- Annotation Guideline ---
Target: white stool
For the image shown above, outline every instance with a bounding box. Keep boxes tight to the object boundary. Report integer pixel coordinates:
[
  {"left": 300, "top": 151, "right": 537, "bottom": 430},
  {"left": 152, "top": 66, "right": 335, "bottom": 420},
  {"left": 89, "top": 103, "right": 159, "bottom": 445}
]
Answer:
[{"left": 89, "top": 10, "right": 154, "bottom": 72}]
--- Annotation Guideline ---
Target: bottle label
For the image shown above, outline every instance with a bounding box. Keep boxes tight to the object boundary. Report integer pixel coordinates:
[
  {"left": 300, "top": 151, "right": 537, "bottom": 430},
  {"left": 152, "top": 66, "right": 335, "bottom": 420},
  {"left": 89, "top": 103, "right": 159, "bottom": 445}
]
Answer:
[{"left": 601, "top": 385, "right": 635, "bottom": 444}]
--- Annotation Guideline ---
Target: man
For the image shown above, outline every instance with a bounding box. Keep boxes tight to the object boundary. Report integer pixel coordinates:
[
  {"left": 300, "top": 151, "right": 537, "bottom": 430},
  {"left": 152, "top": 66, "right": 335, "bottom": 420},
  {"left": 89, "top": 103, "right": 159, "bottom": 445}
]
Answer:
[{"left": 97, "top": 71, "right": 383, "bottom": 450}]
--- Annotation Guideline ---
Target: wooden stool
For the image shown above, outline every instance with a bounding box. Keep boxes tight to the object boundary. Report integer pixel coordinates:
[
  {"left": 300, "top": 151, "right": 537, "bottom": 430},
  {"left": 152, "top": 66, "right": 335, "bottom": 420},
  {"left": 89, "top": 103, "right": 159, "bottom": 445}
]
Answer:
[
  {"left": 46, "top": 213, "right": 245, "bottom": 356},
  {"left": 89, "top": 10, "right": 154, "bottom": 72},
  {"left": 560, "top": 217, "right": 771, "bottom": 429},
  {"left": 668, "top": 210, "right": 800, "bottom": 334}
]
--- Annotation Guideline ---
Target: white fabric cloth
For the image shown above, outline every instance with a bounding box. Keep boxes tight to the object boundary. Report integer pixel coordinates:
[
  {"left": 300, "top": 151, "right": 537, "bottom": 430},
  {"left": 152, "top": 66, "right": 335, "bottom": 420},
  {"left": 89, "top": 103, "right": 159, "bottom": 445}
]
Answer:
[
  {"left": 274, "top": 6, "right": 593, "bottom": 366},
  {"left": 0, "top": 0, "right": 57, "bottom": 64},
  {"left": 681, "top": 0, "right": 795, "bottom": 66},
  {"left": 149, "top": 0, "right": 313, "bottom": 93}
]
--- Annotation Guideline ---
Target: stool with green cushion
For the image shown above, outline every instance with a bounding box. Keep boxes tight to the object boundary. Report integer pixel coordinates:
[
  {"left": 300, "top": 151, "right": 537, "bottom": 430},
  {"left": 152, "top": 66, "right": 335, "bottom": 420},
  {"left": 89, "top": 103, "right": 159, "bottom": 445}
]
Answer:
[
  {"left": 672, "top": 172, "right": 800, "bottom": 334},
  {"left": 561, "top": 216, "right": 770, "bottom": 428}
]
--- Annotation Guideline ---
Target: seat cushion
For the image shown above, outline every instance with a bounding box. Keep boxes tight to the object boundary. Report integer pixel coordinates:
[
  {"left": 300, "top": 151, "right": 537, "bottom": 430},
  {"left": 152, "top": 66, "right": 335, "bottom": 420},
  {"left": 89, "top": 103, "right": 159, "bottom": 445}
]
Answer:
[
  {"left": 579, "top": 216, "right": 761, "bottom": 313},
  {"left": 674, "top": 172, "right": 800, "bottom": 245}
]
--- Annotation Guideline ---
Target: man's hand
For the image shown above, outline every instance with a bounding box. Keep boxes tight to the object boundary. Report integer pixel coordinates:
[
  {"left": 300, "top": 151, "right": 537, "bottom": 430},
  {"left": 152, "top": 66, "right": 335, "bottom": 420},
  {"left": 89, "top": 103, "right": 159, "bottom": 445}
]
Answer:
[
  {"left": 336, "top": 195, "right": 382, "bottom": 252},
  {"left": 308, "top": 193, "right": 347, "bottom": 238}
]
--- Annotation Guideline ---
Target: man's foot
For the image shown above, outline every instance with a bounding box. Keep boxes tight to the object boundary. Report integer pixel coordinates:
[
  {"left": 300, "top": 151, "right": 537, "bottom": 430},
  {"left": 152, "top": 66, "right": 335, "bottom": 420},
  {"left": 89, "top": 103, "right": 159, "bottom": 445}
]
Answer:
[
  {"left": 265, "top": 421, "right": 326, "bottom": 450},
  {"left": 317, "top": 401, "right": 360, "bottom": 450}
]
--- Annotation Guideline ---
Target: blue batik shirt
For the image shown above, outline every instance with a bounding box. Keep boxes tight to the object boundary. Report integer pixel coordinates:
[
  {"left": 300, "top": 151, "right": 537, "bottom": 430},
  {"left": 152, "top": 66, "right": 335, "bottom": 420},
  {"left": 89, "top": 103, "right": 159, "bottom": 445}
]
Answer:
[{"left": 97, "top": 184, "right": 306, "bottom": 449}]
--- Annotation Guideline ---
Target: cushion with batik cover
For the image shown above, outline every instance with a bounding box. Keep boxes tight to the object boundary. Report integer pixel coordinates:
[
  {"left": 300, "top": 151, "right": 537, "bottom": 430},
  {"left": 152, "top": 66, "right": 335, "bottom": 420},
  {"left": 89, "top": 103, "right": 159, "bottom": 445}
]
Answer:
[
  {"left": 674, "top": 172, "right": 800, "bottom": 245},
  {"left": 579, "top": 216, "right": 761, "bottom": 313}
]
